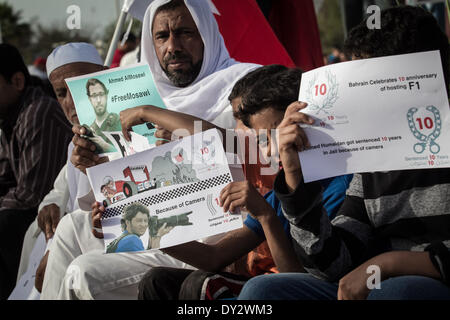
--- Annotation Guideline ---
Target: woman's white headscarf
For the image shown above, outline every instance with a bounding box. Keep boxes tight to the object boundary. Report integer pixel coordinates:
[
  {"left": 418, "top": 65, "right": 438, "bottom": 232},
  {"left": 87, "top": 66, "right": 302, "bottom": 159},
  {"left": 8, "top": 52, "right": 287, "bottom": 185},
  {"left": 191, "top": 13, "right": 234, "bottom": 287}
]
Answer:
[{"left": 141, "top": 0, "right": 260, "bottom": 123}]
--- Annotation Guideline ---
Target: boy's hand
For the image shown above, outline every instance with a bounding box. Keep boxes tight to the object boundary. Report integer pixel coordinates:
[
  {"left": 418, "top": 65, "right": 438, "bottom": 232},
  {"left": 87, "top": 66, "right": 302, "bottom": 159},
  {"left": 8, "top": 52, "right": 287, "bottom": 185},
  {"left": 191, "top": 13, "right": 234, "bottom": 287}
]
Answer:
[
  {"left": 277, "top": 102, "right": 313, "bottom": 171},
  {"left": 338, "top": 253, "right": 393, "bottom": 300},
  {"left": 120, "top": 106, "right": 148, "bottom": 141},
  {"left": 338, "top": 251, "right": 441, "bottom": 300},
  {"left": 91, "top": 202, "right": 104, "bottom": 239},
  {"left": 219, "top": 181, "right": 275, "bottom": 221},
  {"left": 277, "top": 102, "right": 313, "bottom": 191},
  {"left": 338, "top": 260, "right": 374, "bottom": 300},
  {"left": 155, "top": 125, "right": 176, "bottom": 146}
]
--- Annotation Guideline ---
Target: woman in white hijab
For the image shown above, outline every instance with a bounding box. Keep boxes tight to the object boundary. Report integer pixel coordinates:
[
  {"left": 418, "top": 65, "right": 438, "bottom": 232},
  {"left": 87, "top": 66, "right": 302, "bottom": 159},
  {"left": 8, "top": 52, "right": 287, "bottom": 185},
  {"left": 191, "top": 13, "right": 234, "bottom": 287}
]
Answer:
[{"left": 142, "top": 0, "right": 259, "bottom": 127}]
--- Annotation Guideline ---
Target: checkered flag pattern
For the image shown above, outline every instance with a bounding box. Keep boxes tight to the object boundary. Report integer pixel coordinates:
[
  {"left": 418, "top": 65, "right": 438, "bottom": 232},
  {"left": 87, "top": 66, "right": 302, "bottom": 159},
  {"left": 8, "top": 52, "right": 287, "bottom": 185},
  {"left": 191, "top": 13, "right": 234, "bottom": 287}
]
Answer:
[{"left": 102, "top": 173, "right": 232, "bottom": 219}]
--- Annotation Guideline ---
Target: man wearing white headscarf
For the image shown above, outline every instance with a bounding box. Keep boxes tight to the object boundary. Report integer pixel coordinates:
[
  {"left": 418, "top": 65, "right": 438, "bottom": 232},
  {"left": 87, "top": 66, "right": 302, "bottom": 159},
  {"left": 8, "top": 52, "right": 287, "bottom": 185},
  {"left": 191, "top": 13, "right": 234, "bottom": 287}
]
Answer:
[
  {"left": 141, "top": 0, "right": 259, "bottom": 126},
  {"left": 41, "top": 0, "right": 259, "bottom": 300}
]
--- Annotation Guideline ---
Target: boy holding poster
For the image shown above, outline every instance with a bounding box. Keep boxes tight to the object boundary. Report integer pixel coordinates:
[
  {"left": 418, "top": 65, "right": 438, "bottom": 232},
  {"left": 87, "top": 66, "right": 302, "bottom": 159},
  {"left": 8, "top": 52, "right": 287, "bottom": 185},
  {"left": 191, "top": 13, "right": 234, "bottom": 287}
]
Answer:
[
  {"left": 91, "top": 65, "right": 351, "bottom": 299},
  {"left": 237, "top": 5, "right": 450, "bottom": 300}
]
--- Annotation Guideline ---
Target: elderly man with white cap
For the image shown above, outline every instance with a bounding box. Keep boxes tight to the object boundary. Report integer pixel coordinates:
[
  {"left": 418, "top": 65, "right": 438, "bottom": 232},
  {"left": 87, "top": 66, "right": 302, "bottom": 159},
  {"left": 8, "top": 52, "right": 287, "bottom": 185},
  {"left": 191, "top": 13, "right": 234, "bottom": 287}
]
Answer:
[
  {"left": 40, "top": 0, "right": 260, "bottom": 300},
  {"left": 15, "top": 42, "right": 109, "bottom": 294}
]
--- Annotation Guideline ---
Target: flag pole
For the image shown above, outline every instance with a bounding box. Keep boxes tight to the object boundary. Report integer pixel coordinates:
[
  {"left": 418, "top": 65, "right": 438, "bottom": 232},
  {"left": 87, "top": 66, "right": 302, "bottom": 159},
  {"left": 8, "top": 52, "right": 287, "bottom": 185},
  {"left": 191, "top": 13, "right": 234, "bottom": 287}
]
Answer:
[
  {"left": 446, "top": 0, "right": 450, "bottom": 24},
  {"left": 104, "top": 10, "right": 128, "bottom": 67}
]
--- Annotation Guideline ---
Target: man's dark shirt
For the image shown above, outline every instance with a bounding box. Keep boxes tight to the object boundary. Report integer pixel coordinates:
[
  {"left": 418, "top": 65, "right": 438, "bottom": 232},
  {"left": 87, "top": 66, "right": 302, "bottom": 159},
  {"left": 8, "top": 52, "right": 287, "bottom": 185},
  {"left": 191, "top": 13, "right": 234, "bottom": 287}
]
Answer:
[{"left": 0, "top": 86, "right": 72, "bottom": 211}]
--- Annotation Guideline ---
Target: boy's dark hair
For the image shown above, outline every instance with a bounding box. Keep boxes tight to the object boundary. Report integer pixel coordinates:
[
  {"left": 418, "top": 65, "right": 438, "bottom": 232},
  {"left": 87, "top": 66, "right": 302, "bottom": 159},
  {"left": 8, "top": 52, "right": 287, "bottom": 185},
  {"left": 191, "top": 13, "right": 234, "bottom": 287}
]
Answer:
[
  {"left": 332, "top": 43, "right": 342, "bottom": 51},
  {"left": 234, "top": 65, "right": 303, "bottom": 128},
  {"left": 344, "top": 5, "right": 449, "bottom": 92},
  {"left": 86, "top": 78, "right": 108, "bottom": 96},
  {"left": 121, "top": 31, "right": 137, "bottom": 43},
  {"left": 0, "top": 43, "right": 30, "bottom": 87},
  {"left": 228, "top": 64, "right": 288, "bottom": 104}
]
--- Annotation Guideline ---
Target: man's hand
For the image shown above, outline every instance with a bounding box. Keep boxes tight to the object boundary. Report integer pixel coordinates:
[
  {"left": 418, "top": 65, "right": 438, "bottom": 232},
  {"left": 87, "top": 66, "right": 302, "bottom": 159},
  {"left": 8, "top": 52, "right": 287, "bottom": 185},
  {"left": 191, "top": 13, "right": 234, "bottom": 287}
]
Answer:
[
  {"left": 71, "top": 125, "right": 108, "bottom": 174},
  {"left": 37, "top": 204, "right": 61, "bottom": 241},
  {"left": 91, "top": 202, "right": 104, "bottom": 239},
  {"left": 276, "top": 101, "right": 314, "bottom": 191},
  {"left": 219, "top": 181, "right": 275, "bottom": 221},
  {"left": 35, "top": 251, "right": 49, "bottom": 293}
]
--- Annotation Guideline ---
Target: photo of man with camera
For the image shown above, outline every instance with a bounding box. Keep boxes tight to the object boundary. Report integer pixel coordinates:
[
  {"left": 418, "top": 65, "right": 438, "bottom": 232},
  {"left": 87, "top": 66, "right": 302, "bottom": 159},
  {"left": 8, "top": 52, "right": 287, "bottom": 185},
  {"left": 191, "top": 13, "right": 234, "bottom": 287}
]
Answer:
[{"left": 106, "top": 202, "right": 192, "bottom": 253}]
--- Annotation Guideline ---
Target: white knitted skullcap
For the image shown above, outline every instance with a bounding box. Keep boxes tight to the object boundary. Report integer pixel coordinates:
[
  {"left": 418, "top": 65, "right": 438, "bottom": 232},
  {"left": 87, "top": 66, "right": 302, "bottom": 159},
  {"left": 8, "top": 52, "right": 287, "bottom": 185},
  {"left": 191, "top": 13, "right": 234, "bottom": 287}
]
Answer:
[{"left": 46, "top": 42, "right": 103, "bottom": 77}]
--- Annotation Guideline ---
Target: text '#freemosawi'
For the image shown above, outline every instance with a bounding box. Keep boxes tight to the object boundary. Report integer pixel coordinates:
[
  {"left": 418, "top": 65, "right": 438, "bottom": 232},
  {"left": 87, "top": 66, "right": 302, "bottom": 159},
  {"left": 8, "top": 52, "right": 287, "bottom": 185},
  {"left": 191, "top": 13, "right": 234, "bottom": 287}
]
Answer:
[{"left": 111, "top": 89, "right": 151, "bottom": 103}]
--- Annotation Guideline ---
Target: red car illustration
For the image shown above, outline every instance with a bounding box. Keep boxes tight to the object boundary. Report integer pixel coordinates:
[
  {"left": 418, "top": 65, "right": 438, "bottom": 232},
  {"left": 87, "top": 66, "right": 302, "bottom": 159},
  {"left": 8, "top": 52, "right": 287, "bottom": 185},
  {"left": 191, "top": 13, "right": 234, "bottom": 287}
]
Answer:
[{"left": 102, "top": 165, "right": 157, "bottom": 207}]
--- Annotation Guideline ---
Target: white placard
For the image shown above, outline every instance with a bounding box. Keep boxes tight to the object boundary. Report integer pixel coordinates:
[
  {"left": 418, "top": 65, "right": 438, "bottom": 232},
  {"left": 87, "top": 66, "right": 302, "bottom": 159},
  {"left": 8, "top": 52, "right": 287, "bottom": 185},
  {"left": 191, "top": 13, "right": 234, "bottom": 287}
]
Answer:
[
  {"left": 87, "top": 129, "right": 243, "bottom": 252},
  {"left": 298, "top": 51, "right": 450, "bottom": 182}
]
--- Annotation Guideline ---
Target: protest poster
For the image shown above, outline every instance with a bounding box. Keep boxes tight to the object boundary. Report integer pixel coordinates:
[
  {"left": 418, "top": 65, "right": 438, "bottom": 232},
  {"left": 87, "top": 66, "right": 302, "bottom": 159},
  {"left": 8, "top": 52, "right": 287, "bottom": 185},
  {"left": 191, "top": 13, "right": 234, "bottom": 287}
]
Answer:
[
  {"left": 65, "top": 63, "right": 166, "bottom": 156},
  {"left": 297, "top": 51, "right": 450, "bottom": 182},
  {"left": 86, "top": 129, "right": 243, "bottom": 252}
]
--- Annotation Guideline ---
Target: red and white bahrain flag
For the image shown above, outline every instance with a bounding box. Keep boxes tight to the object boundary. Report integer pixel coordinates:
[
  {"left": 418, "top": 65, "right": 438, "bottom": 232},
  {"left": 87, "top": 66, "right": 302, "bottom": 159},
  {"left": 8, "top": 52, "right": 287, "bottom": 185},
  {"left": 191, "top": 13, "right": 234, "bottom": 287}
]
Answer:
[
  {"left": 208, "top": 0, "right": 295, "bottom": 67},
  {"left": 267, "top": 0, "right": 324, "bottom": 71},
  {"left": 125, "top": 0, "right": 296, "bottom": 67}
]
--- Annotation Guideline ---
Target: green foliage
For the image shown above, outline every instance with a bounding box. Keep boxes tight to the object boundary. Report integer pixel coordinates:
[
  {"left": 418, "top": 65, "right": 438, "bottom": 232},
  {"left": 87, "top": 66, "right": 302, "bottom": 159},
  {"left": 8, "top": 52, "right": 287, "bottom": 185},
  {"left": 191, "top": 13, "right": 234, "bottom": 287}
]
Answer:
[
  {"left": 317, "top": 0, "right": 345, "bottom": 56},
  {"left": 102, "top": 18, "right": 142, "bottom": 47},
  {"left": 100, "top": 18, "right": 142, "bottom": 60},
  {"left": 0, "top": 2, "right": 95, "bottom": 64},
  {"left": 0, "top": 3, "right": 33, "bottom": 61},
  {"left": 33, "top": 23, "right": 92, "bottom": 59}
]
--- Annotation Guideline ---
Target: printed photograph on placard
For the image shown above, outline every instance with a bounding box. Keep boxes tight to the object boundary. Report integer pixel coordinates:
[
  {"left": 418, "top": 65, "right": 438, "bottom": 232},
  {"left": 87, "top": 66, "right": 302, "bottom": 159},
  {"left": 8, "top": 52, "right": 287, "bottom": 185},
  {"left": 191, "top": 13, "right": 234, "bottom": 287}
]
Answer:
[
  {"left": 100, "top": 174, "right": 242, "bottom": 253},
  {"left": 65, "top": 63, "right": 166, "bottom": 156}
]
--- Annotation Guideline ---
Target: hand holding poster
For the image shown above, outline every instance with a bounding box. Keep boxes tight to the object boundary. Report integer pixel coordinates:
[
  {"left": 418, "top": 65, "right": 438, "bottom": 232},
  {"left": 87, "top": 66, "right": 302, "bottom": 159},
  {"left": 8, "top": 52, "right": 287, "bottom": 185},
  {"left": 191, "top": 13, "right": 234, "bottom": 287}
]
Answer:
[
  {"left": 65, "top": 63, "right": 166, "bottom": 156},
  {"left": 297, "top": 51, "right": 450, "bottom": 182},
  {"left": 86, "top": 129, "right": 244, "bottom": 252}
]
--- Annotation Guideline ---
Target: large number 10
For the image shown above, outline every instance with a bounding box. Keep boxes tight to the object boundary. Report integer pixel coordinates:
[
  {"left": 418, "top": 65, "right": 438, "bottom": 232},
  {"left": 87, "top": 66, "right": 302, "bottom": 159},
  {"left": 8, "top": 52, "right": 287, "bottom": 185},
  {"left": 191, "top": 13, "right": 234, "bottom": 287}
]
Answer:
[
  {"left": 315, "top": 84, "right": 327, "bottom": 96},
  {"left": 416, "top": 117, "right": 434, "bottom": 130}
]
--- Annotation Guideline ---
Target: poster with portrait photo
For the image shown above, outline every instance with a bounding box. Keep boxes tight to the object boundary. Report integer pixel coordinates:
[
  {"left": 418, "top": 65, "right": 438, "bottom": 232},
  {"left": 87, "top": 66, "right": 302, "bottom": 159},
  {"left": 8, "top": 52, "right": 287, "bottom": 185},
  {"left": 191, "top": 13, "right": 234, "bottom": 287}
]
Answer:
[{"left": 65, "top": 63, "right": 166, "bottom": 156}]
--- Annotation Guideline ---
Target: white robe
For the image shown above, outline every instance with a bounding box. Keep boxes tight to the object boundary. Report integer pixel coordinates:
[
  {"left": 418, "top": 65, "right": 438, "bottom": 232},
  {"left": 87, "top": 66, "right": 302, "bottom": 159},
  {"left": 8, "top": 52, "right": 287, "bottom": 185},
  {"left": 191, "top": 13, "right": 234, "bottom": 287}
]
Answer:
[{"left": 16, "top": 142, "right": 92, "bottom": 283}]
